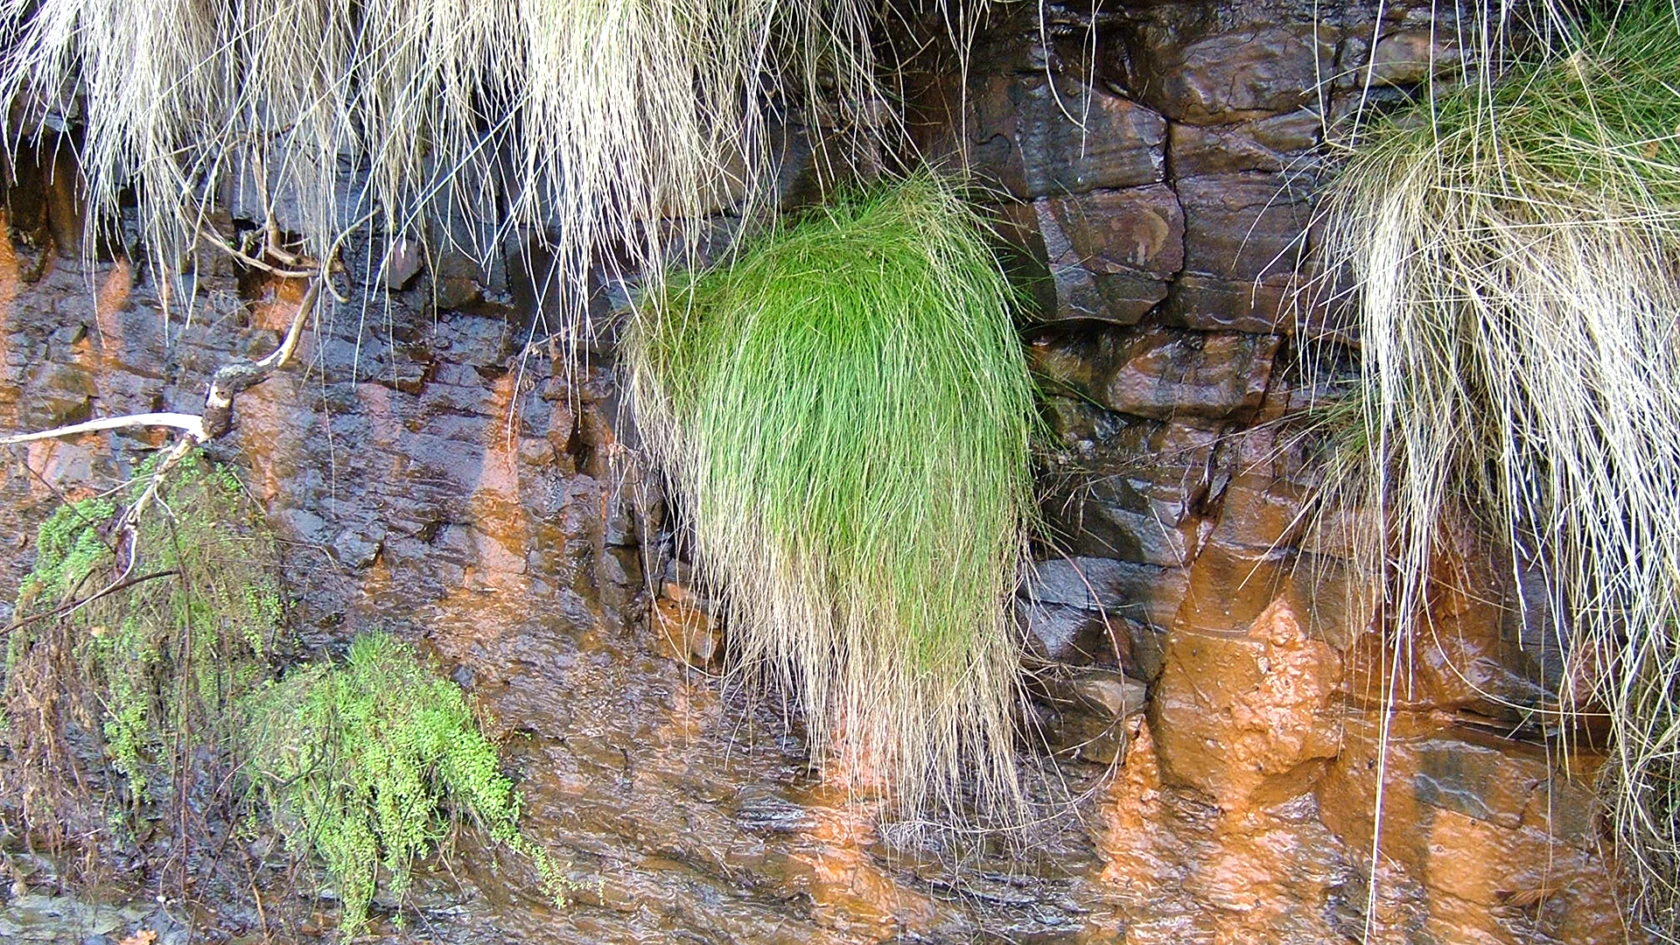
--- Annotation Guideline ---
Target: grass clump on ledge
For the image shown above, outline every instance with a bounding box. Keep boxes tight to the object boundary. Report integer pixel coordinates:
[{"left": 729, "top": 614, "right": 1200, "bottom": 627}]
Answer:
[
  {"left": 627, "top": 175, "right": 1037, "bottom": 823},
  {"left": 1313, "top": 2, "right": 1680, "bottom": 932},
  {"left": 240, "top": 632, "right": 567, "bottom": 940}
]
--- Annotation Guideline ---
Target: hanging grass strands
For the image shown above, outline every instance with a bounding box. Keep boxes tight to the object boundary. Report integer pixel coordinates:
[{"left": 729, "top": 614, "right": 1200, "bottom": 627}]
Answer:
[
  {"left": 0, "top": 0, "right": 878, "bottom": 339},
  {"left": 1312, "top": 3, "right": 1680, "bottom": 929}
]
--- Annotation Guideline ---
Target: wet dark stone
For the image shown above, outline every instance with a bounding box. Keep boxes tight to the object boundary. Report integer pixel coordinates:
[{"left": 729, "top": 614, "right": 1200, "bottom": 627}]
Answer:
[
  {"left": 1003, "top": 185, "right": 1184, "bottom": 324},
  {"left": 382, "top": 237, "right": 425, "bottom": 290},
  {"left": 431, "top": 248, "right": 511, "bottom": 313},
  {"left": 1363, "top": 28, "right": 1461, "bottom": 86},
  {"left": 1049, "top": 473, "right": 1195, "bottom": 567},
  {"left": 270, "top": 506, "right": 331, "bottom": 544},
  {"left": 1335, "top": 0, "right": 1469, "bottom": 91},
  {"left": 1038, "top": 396, "right": 1140, "bottom": 468},
  {"left": 968, "top": 73, "right": 1167, "bottom": 198},
  {"left": 1102, "top": 329, "right": 1281, "bottom": 419},
  {"left": 1018, "top": 599, "right": 1116, "bottom": 664},
  {"left": 1033, "top": 668, "right": 1147, "bottom": 765},
  {"left": 1041, "top": 408, "right": 1235, "bottom": 601},
  {"left": 332, "top": 525, "right": 385, "bottom": 569},
  {"left": 1056, "top": 667, "right": 1149, "bottom": 721},
  {"left": 21, "top": 361, "right": 96, "bottom": 428},
  {"left": 1176, "top": 171, "right": 1313, "bottom": 282},
  {"left": 1168, "top": 111, "right": 1320, "bottom": 177},
  {"left": 434, "top": 276, "right": 482, "bottom": 311},
  {"left": 1023, "top": 556, "right": 1189, "bottom": 633},
  {"left": 1161, "top": 273, "right": 1296, "bottom": 333},
  {"left": 1033, "top": 326, "right": 1282, "bottom": 422},
  {"left": 1121, "top": 11, "right": 1334, "bottom": 123}
]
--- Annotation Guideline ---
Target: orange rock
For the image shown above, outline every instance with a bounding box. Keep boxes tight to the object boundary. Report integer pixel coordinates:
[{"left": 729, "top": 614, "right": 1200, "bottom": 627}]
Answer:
[
  {"left": 652, "top": 593, "right": 723, "bottom": 668},
  {"left": 1318, "top": 714, "right": 1637, "bottom": 944},
  {"left": 1151, "top": 597, "right": 1344, "bottom": 810},
  {"left": 1096, "top": 719, "right": 1356, "bottom": 944}
]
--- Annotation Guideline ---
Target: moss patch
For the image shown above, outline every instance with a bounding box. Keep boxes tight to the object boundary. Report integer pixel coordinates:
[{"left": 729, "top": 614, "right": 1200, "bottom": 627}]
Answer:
[
  {"left": 240, "top": 633, "right": 567, "bottom": 939},
  {"left": 4, "top": 452, "right": 281, "bottom": 819},
  {"left": 3, "top": 455, "right": 562, "bottom": 940}
]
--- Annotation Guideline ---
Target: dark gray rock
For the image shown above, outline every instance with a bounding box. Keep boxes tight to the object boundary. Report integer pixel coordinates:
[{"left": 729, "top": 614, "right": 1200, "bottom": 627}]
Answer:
[
  {"left": 382, "top": 237, "right": 425, "bottom": 290},
  {"left": 1048, "top": 475, "right": 1196, "bottom": 567},
  {"left": 1177, "top": 171, "right": 1313, "bottom": 282},
  {"left": 968, "top": 74, "right": 1167, "bottom": 198},
  {"left": 1003, "top": 185, "right": 1184, "bottom": 324},
  {"left": 332, "top": 525, "right": 386, "bottom": 569},
  {"left": 1056, "top": 666, "right": 1149, "bottom": 721},
  {"left": 1168, "top": 110, "right": 1321, "bottom": 177},
  {"left": 20, "top": 361, "right": 96, "bottom": 429},
  {"left": 1033, "top": 327, "right": 1282, "bottom": 422},
  {"left": 1123, "top": 14, "right": 1334, "bottom": 123},
  {"left": 1018, "top": 598, "right": 1115, "bottom": 664},
  {"left": 1032, "top": 667, "right": 1148, "bottom": 766},
  {"left": 1023, "top": 556, "right": 1190, "bottom": 632},
  {"left": 1162, "top": 273, "right": 1296, "bottom": 333}
]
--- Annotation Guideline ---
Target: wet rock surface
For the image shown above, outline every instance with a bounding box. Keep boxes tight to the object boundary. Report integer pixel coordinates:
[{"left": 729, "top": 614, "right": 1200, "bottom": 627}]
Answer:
[{"left": 0, "top": 0, "right": 1639, "bottom": 942}]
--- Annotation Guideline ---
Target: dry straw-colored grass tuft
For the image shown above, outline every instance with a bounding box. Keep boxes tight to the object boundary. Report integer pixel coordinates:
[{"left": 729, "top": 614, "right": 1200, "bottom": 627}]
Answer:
[
  {"left": 0, "top": 0, "right": 878, "bottom": 335},
  {"left": 1314, "top": 3, "right": 1680, "bottom": 932},
  {"left": 627, "top": 175, "right": 1036, "bottom": 824}
]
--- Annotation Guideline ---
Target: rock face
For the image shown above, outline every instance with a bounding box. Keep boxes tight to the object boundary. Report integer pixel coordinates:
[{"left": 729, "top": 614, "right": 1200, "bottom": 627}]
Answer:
[{"left": 0, "top": 0, "right": 1638, "bottom": 942}]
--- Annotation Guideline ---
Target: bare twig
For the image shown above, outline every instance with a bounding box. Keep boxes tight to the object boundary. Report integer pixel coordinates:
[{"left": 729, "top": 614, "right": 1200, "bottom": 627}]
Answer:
[
  {"left": 0, "top": 569, "right": 180, "bottom": 636},
  {"left": 196, "top": 228, "right": 316, "bottom": 279},
  {"left": 119, "top": 435, "right": 198, "bottom": 531}
]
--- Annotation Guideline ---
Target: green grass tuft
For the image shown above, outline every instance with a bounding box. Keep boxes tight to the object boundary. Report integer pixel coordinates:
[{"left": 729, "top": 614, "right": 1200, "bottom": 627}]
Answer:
[
  {"left": 239, "top": 632, "right": 567, "bottom": 940},
  {"left": 1313, "top": 3, "right": 1680, "bottom": 932},
  {"left": 627, "top": 174, "right": 1037, "bottom": 823}
]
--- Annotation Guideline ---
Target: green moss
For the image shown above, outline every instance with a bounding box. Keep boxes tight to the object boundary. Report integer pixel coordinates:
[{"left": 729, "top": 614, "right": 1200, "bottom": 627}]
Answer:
[
  {"left": 239, "top": 633, "right": 566, "bottom": 940},
  {"left": 5, "top": 457, "right": 561, "bottom": 936},
  {"left": 19, "top": 496, "right": 117, "bottom": 603}
]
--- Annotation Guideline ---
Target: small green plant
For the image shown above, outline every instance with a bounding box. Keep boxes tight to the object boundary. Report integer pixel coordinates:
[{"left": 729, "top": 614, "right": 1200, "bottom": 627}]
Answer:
[
  {"left": 3, "top": 451, "right": 281, "bottom": 820},
  {"left": 627, "top": 174, "right": 1038, "bottom": 823},
  {"left": 239, "top": 632, "right": 567, "bottom": 940},
  {"left": 16, "top": 495, "right": 117, "bottom": 604},
  {"left": 1312, "top": 2, "right": 1680, "bottom": 932}
]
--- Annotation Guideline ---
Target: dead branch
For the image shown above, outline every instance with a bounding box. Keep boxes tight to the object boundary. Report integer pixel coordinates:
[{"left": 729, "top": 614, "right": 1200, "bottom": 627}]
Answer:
[
  {"left": 201, "top": 279, "right": 321, "bottom": 439},
  {"left": 196, "top": 227, "right": 316, "bottom": 280},
  {"left": 0, "top": 569, "right": 181, "bottom": 637},
  {"left": 0, "top": 413, "right": 205, "bottom": 446}
]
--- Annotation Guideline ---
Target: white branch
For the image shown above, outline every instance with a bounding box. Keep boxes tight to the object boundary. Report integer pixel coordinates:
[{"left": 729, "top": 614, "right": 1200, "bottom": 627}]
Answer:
[{"left": 0, "top": 412, "right": 205, "bottom": 446}]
